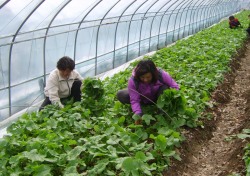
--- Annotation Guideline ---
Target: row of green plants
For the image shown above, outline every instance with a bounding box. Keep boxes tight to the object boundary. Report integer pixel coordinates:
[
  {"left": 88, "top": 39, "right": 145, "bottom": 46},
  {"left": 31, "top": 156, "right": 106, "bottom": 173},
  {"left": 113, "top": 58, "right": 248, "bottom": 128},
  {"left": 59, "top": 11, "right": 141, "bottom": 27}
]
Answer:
[{"left": 0, "top": 10, "right": 249, "bottom": 176}]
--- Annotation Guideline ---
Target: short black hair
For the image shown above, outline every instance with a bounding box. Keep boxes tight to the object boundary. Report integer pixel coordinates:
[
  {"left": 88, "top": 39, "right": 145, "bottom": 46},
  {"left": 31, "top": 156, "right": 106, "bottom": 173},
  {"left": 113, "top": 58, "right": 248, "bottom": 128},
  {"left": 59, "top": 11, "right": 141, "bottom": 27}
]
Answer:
[
  {"left": 229, "top": 16, "right": 235, "bottom": 20},
  {"left": 57, "top": 56, "right": 75, "bottom": 71},
  {"left": 134, "top": 60, "right": 158, "bottom": 83}
]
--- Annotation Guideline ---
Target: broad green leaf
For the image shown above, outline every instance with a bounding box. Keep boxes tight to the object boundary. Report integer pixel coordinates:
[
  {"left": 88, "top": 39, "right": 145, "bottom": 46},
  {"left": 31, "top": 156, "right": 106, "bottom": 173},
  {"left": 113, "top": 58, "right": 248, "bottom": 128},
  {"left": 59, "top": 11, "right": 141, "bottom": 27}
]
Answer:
[
  {"left": 242, "top": 129, "right": 250, "bottom": 134},
  {"left": 70, "top": 113, "right": 82, "bottom": 120},
  {"left": 105, "top": 170, "right": 116, "bottom": 175},
  {"left": 25, "top": 121, "right": 39, "bottom": 131},
  {"left": 107, "top": 135, "right": 120, "bottom": 145},
  {"left": 9, "top": 155, "right": 24, "bottom": 167},
  {"left": 237, "top": 134, "right": 250, "bottom": 139},
  {"left": 33, "top": 165, "right": 52, "bottom": 176},
  {"left": 173, "top": 153, "right": 182, "bottom": 161},
  {"left": 142, "top": 115, "right": 155, "bottom": 125},
  {"left": 163, "top": 150, "right": 176, "bottom": 157},
  {"left": 122, "top": 157, "right": 139, "bottom": 172},
  {"left": 64, "top": 166, "right": 80, "bottom": 175},
  {"left": 107, "top": 145, "right": 117, "bottom": 158},
  {"left": 23, "top": 149, "right": 46, "bottom": 162},
  {"left": 87, "top": 159, "right": 109, "bottom": 174},
  {"left": 132, "top": 114, "right": 141, "bottom": 121},
  {"left": 155, "top": 135, "right": 167, "bottom": 152},
  {"left": 135, "top": 128, "right": 148, "bottom": 140},
  {"left": 0, "top": 138, "right": 8, "bottom": 148},
  {"left": 105, "top": 127, "right": 115, "bottom": 135},
  {"left": 94, "top": 125, "right": 100, "bottom": 132},
  {"left": 135, "top": 151, "right": 147, "bottom": 162},
  {"left": 118, "top": 116, "right": 125, "bottom": 124},
  {"left": 47, "top": 119, "right": 58, "bottom": 129},
  {"left": 67, "top": 146, "right": 86, "bottom": 160}
]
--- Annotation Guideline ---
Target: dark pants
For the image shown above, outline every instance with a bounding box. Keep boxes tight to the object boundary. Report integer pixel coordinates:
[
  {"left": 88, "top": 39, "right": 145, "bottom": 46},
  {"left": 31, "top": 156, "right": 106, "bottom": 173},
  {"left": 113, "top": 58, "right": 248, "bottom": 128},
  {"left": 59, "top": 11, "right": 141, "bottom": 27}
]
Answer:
[
  {"left": 247, "top": 28, "right": 250, "bottom": 35},
  {"left": 39, "top": 80, "right": 82, "bottom": 111},
  {"left": 116, "top": 85, "right": 169, "bottom": 104}
]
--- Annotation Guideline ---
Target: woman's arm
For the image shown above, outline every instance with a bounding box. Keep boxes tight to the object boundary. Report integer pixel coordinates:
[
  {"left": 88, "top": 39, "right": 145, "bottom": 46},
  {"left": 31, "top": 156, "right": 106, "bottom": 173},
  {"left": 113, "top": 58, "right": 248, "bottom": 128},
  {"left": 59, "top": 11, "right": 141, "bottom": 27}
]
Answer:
[
  {"left": 128, "top": 78, "right": 142, "bottom": 115},
  {"left": 161, "top": 70, "right": 179, "bottom": 90}
]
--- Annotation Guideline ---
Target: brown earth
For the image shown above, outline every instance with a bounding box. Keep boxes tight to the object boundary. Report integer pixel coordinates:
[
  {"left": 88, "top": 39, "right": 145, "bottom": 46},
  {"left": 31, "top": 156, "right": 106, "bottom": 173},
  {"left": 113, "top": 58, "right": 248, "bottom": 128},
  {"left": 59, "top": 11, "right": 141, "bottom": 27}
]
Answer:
[{"left": 164, "top": 39, "right": 250, "bottom": 176}]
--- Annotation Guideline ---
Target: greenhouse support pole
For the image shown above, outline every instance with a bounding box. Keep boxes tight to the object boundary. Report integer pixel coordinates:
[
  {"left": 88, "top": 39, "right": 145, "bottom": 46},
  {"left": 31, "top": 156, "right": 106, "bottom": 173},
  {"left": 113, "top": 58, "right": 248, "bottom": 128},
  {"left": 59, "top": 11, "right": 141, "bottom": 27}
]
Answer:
[
  {"left": 126, "top": 0, "right": 149, "bottom": 62},
  {"left": 197, "top": 0, "right": 212, "bottom": 32},
  {"left": 214, "top": 0, "right": 223, "bottom": 24},
  {"left": 193, "top": 0, "right": 206, "bottom": 34},
  {"left": 201, "top": 0, "right": 216, "bottom": 29},
  {"left": 0, "top": 0, "right": 10, "bottom": 9},
  {"left": 209, "top": 0, "right": 222, "bottom": 26},
  {"left": 148, "top": 0, "right": 174, "bottom": 52},
  {"left": 43, "top": 0, "right": 71, "bottom": 89},
  {"left": 181, "top": 0, "right": 197, "bottom": 39},
  {"left": 113, "top": 0, "right": 137, "bottom": 69},
  {"left": 164, "top": 0, "right": 185, "bottom": 46},
  {"left": 138, "top": 0, "right": 159, "bottom": 56},
  {"left": 188, "top": 0, "right": 204, "bottom": 36},
  {"left": 206, "top": 0, "right": 219, "bottom": 27},
  {"left": 196, "top": 0, "right": 208, "bottom": 33},
  {"left": 176, "top": 0, "right": 195, "bottom": 41},
  {"left": 74, "top": 0, "right": 102, "bottom": 63},
  {"left": 8, "top": 1, "right": 45, "bottom": 116},
  {"left": 156, "top": 0, "right": 179, "bottom": 49},
  {"left": 95, "top": 0, "right": 121, "bottom": 75},
  {"left": 172, "top": 0, "right": 191, "bottom": 42},
  {"left": 226, "top": 0, "right": 237, "bottom": 18}
]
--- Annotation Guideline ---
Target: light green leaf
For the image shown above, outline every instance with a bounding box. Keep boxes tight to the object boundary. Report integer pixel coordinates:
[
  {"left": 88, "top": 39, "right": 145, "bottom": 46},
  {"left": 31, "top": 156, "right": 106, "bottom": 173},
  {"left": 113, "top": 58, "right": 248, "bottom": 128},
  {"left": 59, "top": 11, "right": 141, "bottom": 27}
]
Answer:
[
  {"left": 105, "top": 127, "right": 115, "bottom": 135},
  {"left": 237, "top": 134, "right": 250, "bottom": 139},
  {"left": 132, "top": 114, "right": 141, "bottom": 121},
  {"left": 33, "top": 165, "right": 52, "bottom": 176},
  {"left": 23, "top": 149, "right": 46, "bottom": 162},
  {"left": 87, "top": 159, "right": 109, "bottom": 174},
  {"left": 155, "top": 135, "right": 167, "bottom": 152},
  {"left": 67, "top": 146, "right": 86, "bottom": 160},
  {"left": 135, "top": 151, "right": 147, "bottom": 162},
  {"left": 118, "top": 116, "right": 125, "bottom": 124},
  {"left": 64, "top": 166, "right": 79, "bottom": 175},
  {"left": 242, "top": 129, "right": 250, "bottom": 134},
  {"left": 107, "top": 145, "right": 117, "bottom": 158},
  {"left": 122, "top": 157, "right": 139, "bottom": 172},
  {"left": 47, "top": 119, "right": 58, "bottom": 129},
  {"left": 142, "top": 115, "right": 155, "bottom": 125}
]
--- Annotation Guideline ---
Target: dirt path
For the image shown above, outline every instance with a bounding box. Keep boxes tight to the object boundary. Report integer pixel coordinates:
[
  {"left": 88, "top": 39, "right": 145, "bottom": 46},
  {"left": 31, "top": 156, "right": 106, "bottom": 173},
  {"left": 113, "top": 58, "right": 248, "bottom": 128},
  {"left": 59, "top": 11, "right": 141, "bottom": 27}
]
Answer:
[{"left": 164, "top": 40, "right": 250, "bottom": 176}]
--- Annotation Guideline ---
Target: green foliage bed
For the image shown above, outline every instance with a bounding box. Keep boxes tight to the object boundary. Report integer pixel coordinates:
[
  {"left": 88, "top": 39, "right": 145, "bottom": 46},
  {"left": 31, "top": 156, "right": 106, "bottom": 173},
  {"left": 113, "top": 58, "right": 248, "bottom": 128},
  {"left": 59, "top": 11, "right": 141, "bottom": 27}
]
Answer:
[{"left": 0, "top": 10, "right": 249, "bottom": 176}]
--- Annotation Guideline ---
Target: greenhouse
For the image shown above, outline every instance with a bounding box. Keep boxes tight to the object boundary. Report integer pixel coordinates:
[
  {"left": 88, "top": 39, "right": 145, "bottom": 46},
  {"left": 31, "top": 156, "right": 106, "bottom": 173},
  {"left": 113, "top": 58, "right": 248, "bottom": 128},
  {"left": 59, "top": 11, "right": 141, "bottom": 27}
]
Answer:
[{"left": 1, "top": 0, "right": 250, "bottom": 175}]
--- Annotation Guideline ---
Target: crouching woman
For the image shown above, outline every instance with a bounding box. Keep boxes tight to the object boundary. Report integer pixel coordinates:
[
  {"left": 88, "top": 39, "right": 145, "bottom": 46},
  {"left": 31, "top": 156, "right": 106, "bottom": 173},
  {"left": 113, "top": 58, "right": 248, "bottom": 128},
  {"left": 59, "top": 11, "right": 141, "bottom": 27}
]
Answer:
[
  {"left": 39, "top": 56, "right": 83, "bottom": 111},
  {"left": 116, "top": 60, "right": 179, "bottom": 124}
]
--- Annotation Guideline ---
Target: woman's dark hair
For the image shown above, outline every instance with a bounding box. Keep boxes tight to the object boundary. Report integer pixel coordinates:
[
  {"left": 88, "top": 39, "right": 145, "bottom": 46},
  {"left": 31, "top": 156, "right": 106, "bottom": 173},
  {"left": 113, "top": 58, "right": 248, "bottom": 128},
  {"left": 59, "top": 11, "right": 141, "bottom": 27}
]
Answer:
[
  {"left": 134, "top": 60, "right": 158, "bottom": 83},
  {"left": 229, "top": 16, "right": 235, "bottom": 20},
  {"left": 57, "top": 56, "right": 75, "bottom": 71}
]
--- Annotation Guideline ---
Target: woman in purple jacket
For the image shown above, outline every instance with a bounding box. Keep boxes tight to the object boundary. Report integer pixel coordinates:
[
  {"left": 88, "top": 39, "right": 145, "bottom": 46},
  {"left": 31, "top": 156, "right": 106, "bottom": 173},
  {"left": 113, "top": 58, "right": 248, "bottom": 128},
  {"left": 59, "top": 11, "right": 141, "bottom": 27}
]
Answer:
[{"left": 117, "top": 60, "right": 179, "bottom": 124}]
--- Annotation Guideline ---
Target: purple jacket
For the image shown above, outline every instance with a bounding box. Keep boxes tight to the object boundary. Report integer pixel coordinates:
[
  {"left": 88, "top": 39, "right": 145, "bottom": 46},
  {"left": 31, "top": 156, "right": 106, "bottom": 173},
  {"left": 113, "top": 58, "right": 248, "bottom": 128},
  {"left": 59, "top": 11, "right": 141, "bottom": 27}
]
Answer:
[{"left": 128, "top": 69, "right": 179, "bottom": 115}]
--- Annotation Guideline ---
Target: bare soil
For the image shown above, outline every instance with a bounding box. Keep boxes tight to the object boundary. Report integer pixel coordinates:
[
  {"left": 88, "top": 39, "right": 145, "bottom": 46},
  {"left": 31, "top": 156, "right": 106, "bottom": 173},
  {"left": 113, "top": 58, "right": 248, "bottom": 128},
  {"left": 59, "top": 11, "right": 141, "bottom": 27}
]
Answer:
[{"left": 164, "top": 39, "right": 250, "bottom": 176}]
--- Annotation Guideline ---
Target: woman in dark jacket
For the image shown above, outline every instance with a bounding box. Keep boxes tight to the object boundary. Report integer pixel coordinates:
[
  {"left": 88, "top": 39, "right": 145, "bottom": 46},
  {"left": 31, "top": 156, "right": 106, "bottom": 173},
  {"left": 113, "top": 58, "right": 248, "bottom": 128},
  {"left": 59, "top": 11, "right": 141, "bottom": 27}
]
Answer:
[{"left": 229, "top": 15, "right": 241, "bottom": 29}]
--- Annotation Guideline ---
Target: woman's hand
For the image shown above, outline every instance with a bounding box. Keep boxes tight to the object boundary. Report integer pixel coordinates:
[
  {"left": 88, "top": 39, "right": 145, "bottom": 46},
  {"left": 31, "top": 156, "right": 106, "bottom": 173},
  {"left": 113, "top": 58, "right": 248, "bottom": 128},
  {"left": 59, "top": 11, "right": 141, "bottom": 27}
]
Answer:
[
  {"left": 134, "top": 113, "right": 143, "bottom": 125},
  {"left": 135, "top": 119, "right": 142, "bottom": 125}
]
